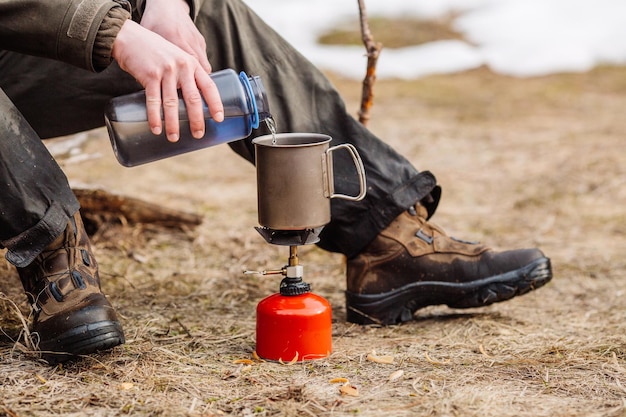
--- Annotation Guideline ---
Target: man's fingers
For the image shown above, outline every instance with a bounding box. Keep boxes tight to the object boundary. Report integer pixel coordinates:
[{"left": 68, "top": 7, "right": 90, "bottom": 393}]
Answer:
[
  {"left": 197, "top": 71, "right": 224, "bottom": 123},
  {"left": 145, "top": 84, "right": 163, "bottom": 136},
  {"left": 161, "top": 76, "right": 181, "bottom": 142},
  {"left": 143, "top": 58, "right": 219, "bottom": 142},
  {"left": 181, "top": 85, "right": 206, "bottom": 139}
]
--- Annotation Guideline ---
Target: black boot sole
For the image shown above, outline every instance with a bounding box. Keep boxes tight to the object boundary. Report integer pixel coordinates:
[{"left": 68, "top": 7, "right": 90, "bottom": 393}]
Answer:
[
  {"left": 345, "top": 256, "right": 552, "bottom": 325},
  {"left": 38, "top": 320, "right": 125, "bottom": 364}
]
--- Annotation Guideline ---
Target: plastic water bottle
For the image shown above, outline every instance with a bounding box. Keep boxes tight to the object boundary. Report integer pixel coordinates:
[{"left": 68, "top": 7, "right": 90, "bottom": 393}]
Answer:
[{"left": 105, "top": 69, "right": 270, "bottom": 167}]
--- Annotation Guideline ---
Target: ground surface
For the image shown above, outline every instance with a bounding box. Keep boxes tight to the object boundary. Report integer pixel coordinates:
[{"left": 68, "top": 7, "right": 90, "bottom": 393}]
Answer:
[{"left": 1, "top": 65, "right": 625, "bottom": 417}]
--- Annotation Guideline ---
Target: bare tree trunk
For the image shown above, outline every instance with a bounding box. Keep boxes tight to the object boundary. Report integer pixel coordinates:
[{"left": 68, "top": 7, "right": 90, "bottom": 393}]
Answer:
[{"left": 357, "top": 0, "right": 383, "bottom": 126}]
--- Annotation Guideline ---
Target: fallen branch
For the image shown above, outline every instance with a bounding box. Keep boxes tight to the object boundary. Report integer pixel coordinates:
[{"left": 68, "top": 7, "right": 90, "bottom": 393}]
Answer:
[
  {"left": 357, "top": 0, "right": 383, "bottom": 126},
  {"left": 73, "top": 188, "right": 203, "bottom": 233}
]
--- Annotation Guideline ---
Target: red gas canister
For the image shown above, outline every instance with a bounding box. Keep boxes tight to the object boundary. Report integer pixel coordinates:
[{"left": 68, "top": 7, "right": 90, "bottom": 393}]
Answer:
[{"left": 256, "top": 277, "right": 332, "bottom": 361}]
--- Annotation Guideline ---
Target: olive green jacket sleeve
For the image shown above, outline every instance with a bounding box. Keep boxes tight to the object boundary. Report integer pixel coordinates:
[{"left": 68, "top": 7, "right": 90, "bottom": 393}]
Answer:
[
  {"left": 0, "top": 0, "right": 200, "bottom": 72},
  {"left": 0, "top": 0, "right": 131, "bottom": 71}
]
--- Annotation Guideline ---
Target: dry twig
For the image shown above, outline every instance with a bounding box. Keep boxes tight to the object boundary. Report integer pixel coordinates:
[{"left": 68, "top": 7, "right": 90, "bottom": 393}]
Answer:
[{"left": 357, "top": 0, "right": 383, "bottom": 126}]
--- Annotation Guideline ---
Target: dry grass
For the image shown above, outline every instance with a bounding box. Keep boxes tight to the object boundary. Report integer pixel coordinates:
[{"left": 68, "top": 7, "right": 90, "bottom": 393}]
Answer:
[
  {"left": 1, "top": 65, "right": 625, "bottom": 416},
  {"left": 318, "top": 15, "right": 464, "bottom": 48}
]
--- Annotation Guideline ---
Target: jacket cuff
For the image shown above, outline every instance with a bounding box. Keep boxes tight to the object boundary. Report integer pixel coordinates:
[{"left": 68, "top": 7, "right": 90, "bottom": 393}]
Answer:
[
  {"left": 93, "top": 3, "right": 132, "bottom": 71},
  {"left": 136, "top": 0, "right": 198, "bottom": 20}
]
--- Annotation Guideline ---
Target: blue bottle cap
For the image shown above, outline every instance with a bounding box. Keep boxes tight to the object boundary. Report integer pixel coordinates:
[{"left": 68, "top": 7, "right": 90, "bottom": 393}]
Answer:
[{"left": 239, "top": 71, "right": 260, "bottom": 129}]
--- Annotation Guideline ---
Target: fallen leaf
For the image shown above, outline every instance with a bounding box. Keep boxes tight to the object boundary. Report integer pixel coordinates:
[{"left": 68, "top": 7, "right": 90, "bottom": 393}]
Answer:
[
  {"left": 120, "top": 382, "right": 134, "bottom": 390},
  {"left": 233, "top": 359, "right": 254, "bottom": 365},
  {"left": 339, "top": 383, "right": 359, "bottom": 397},
  {"left": 388, "top": 369, "right": 404, "bottom": 382},
  {"left": 367, "top": 350, "right": 394, "bottom": 364}
]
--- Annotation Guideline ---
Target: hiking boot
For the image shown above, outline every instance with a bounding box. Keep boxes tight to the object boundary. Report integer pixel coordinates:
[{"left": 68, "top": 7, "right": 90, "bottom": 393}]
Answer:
[
  {"left": 17, "top": 212, "right": 125, "bottom": 362},
  {"left": 345, "top": 203, "right": 552, "bottom": 325}
]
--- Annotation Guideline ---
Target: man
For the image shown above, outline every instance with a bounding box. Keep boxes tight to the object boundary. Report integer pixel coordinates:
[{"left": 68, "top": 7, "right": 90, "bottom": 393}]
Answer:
[{"left": 0, "top": 0, "right": 552, "bottom": 361}]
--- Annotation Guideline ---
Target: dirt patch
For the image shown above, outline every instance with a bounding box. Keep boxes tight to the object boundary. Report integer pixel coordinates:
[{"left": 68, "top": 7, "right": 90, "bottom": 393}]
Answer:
[
  {"left": 1, "top": 66, "right": 625, "bottom": 417},
  {"left": 318, "top": 14, "right": 464, "bottom": 48}
]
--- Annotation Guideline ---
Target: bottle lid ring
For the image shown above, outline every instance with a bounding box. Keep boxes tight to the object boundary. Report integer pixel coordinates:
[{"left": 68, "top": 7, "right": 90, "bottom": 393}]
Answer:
[{"left": 239, "top": 71, "right": 260, "bottom": 129}]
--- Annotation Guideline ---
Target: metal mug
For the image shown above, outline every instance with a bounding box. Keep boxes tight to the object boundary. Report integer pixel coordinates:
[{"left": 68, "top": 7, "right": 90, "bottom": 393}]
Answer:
[{"left": 252, "top": 133, "right": 366, "bottom": 230}]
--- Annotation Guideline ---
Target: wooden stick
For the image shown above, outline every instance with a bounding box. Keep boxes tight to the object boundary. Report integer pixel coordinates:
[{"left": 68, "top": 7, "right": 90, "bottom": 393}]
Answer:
[
  {"left": 357, "top": 0, "right": 383, "bottom": 126},
  {"left": 73, "top": 188, "right": 202, "bottom": 231}
]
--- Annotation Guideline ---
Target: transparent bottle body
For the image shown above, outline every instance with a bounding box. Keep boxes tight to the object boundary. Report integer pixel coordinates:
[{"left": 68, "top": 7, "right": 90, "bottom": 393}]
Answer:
[{"left": 105, "top": 69, "right": 270, "bottom": 167}]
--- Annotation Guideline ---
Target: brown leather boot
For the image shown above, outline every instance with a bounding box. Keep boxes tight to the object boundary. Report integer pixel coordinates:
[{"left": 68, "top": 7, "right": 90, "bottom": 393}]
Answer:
[
  {"left": 17, "top": 212, "right": 125, "bottom": 362},
  {"left": 346, "top": 204, "right": 552, "bottom": 325}
]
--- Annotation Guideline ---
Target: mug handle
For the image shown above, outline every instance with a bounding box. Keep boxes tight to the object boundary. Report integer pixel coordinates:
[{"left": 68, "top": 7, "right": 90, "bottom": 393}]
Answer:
[{"left": 324, "top": 143, "right": 367, "bottom": 201}]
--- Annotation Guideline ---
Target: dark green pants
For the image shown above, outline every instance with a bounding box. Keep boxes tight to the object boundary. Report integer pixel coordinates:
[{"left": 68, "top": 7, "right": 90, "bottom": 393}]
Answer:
[{"left": 0, "top": 0, "right": 438, "bottom": 267}]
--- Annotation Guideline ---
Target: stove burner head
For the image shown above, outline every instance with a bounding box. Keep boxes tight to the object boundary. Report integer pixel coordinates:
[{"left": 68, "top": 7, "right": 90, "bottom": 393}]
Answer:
[{"left": 254, "top": 226, "right": 324, "bottom": 246}]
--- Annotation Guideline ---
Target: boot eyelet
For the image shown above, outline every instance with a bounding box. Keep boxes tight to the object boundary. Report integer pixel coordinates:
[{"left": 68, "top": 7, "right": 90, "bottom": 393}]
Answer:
[
  {"left": 81, "top": 249, "right": 91, "bottom": 266},
  {"left": 71, "top": 271, "right": 87, "bottom": 289},
  {"left": 415, "top": 229, "right": 434, "bottom": 244},
  {"left": 49, "top": 282, "right": 64, "bottom": 302}
]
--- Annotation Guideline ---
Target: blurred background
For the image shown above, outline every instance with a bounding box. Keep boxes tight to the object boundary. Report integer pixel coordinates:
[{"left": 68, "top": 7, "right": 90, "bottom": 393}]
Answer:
[{"left": 243, "top": 0, "right": 626, "bottom": 79}]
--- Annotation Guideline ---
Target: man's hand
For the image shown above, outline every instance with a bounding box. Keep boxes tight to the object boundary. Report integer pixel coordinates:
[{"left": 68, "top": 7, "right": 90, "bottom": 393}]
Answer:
[
  {"left": 140, "top": 0, "right": 212, "bottom": 73},
  {"left": 111, "top": 12, "right": 223, "bottom": 142}
]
